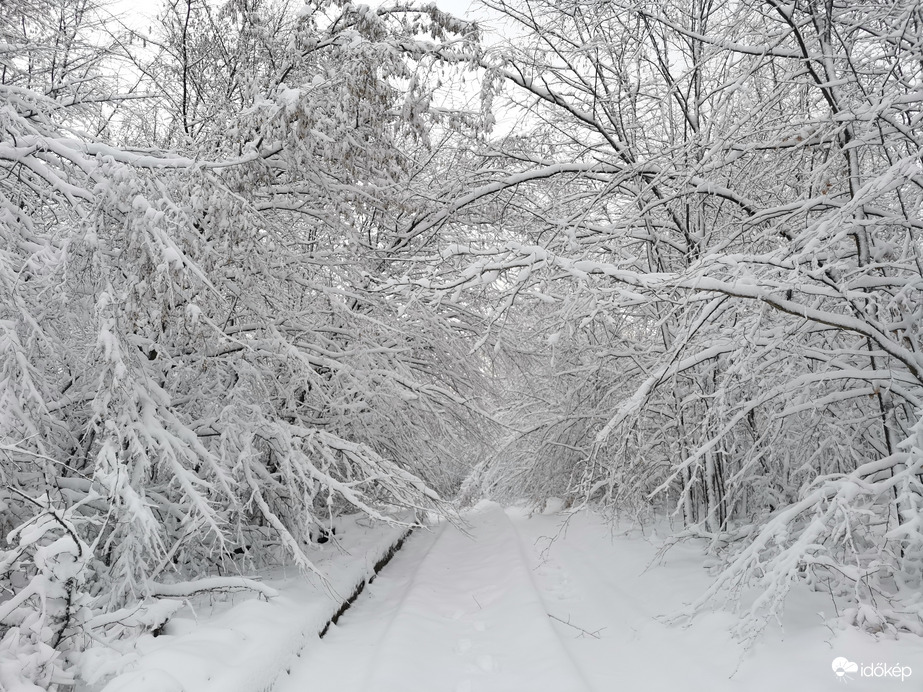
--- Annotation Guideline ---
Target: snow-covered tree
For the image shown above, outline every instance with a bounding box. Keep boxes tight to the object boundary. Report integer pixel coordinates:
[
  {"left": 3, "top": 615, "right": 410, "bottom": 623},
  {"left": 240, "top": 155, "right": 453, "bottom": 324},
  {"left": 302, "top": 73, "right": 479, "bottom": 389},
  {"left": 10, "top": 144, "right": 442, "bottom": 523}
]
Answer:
[
  {"left": 0, "top": 0, "right": 492, "bottom": 687},
  {"left": 427, "top": 0, "right": 923, "bottom": 639}
]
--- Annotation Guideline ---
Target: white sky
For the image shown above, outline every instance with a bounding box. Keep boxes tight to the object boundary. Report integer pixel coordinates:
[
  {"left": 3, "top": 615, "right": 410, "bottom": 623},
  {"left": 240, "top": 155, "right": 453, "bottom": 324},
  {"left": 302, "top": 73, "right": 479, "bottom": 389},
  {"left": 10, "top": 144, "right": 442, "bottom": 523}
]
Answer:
[{"left": 435, "top": 0, "right": 472, "bottom": 17}]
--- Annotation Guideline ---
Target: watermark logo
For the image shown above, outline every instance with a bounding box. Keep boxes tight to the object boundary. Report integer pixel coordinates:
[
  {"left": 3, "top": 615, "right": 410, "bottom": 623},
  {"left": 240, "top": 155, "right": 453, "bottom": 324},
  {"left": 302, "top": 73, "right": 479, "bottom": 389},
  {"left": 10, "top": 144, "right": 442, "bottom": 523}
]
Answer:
[
  {"left": 832, "top": 658, "right": 858, "bottom": 678},
  {"left": 832, "top": 657, "right": 912, "bottom": 683}
]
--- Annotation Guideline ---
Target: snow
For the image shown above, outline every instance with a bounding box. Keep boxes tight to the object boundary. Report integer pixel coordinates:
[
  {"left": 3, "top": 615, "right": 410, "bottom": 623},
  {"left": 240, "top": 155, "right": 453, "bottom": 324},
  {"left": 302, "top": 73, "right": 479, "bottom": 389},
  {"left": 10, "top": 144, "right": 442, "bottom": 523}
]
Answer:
[
  {"left": 278, "top": 504, "right": 592, "bottom": 692},
  {"left": 276, "top": 86, "right": 302, "bottom": 112},
  {"left": 524, "top": 510, "right": 920, "bottom": 692},
  {"left": 64, "top": 505, "right": 920, "bottom": 691},
  {"left": 146, "top": 576, "right": 279, "bottom": 600},
  {"left": 86, "top": 516, "right": 411, "bottom": 692}
]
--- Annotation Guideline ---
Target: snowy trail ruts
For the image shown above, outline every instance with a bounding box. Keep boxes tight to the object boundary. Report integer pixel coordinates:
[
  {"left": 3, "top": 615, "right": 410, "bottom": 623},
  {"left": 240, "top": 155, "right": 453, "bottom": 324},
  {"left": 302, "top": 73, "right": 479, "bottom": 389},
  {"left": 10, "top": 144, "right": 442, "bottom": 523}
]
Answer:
[{"left": 275, "top": 505, "right": 592, "bottom": 692}]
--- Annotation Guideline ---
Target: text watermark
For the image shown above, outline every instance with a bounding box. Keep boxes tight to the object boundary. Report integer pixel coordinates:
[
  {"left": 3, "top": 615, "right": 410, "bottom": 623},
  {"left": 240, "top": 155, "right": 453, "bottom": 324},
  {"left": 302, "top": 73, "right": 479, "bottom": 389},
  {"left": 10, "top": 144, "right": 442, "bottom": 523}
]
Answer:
[{"left": 832, "top": 657, "right": 912, "bottom": 683}]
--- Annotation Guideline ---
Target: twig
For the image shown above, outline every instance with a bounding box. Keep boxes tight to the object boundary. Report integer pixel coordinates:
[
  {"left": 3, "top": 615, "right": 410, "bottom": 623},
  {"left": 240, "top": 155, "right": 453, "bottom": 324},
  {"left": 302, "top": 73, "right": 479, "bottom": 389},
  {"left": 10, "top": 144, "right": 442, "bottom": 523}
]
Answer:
[
  {"left": 547, "top": 613, "right": 605, "bottom": 639},
  {"left": 6, "top": 486, "right": 83, "bottom": 558}
]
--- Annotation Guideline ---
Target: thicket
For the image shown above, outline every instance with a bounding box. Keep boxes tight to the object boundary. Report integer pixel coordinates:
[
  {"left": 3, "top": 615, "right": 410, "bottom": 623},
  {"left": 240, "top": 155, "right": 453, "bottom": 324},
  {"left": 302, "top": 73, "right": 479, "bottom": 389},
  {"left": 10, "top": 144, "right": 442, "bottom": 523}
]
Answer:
[{"left": 2, "top": 0, "right": 922, "bottom": 687}]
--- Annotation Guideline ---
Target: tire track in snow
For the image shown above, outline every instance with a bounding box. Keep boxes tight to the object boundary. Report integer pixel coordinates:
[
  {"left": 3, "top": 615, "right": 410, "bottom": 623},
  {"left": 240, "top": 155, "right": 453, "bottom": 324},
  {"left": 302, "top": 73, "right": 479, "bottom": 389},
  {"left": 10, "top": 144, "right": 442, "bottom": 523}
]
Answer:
[
  {"left": 361, "top": 504, "right": 592, "bottom": 692},
  {"left": 509, "top": 510, "right": 744, "bottom": 692},
  {"left": 278, "top": 505, "right": 592, "bottom": 691},
  {"left": 505, "top": 511, "right": 600, "bottom": 692}
]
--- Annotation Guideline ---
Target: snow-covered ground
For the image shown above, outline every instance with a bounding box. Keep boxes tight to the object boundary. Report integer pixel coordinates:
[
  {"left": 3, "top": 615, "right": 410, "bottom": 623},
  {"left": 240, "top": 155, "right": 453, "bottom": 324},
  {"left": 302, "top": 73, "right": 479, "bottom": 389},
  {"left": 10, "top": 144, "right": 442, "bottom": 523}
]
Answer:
[
  {"left": 277, "top": 504, "right": 594, "bottom": 692},
  {"left": 90, "top": 504, "right": 920, "bottom": 691},
  {"left": 85, "top": 515, "right": 411, "bottom": 692}
]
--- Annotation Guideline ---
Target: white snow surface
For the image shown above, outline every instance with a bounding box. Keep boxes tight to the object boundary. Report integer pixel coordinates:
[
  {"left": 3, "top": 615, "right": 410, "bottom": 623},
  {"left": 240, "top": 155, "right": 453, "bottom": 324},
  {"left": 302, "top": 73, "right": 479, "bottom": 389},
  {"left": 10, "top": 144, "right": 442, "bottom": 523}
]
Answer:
[
  {"left": 85, "top": 516, "right": 411, "bottom": 692},
  {"left": 87, "top": 505, "right": 920, "bottom": 691},
  {"left": 277, "top": 504, "right": 593, "bottom": 692}
]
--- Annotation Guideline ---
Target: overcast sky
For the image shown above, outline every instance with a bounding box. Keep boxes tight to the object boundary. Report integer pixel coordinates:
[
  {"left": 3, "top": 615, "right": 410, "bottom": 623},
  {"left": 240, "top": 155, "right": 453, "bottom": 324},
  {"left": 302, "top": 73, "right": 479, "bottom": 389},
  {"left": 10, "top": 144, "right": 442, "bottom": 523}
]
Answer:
[{"left": 435, "top": 0, "right": 472, "bottom": 17}]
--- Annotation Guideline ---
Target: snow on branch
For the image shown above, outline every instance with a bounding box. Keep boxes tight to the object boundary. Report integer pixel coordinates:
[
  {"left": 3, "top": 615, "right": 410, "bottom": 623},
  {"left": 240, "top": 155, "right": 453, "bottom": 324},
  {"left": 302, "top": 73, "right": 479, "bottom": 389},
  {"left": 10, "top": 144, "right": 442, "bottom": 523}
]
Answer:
[{"left": 147, "top": 577, "right": 279, "bottom": 600}]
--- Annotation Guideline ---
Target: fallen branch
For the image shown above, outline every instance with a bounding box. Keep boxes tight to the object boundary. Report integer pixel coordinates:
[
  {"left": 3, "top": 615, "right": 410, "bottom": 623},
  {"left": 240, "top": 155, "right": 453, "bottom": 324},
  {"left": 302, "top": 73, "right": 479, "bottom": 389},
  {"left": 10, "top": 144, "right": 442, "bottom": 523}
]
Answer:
[
  {"left": 548, "top": 613, "right": 605, "bottom": 639},
  {"left": 147, "top": 576, "right": 279, "bottom": 600}
]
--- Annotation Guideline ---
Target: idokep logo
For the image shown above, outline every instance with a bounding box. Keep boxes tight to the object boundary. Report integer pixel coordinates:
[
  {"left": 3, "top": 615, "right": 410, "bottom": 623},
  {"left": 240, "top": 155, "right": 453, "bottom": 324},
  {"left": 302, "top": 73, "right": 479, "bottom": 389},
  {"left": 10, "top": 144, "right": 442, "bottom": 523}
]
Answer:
[
  {"left": 832, "top": 657, "right": 913, "bottom": 683},
  {"left": 832, "top": 658, "right": 859, "bottom": 678}
]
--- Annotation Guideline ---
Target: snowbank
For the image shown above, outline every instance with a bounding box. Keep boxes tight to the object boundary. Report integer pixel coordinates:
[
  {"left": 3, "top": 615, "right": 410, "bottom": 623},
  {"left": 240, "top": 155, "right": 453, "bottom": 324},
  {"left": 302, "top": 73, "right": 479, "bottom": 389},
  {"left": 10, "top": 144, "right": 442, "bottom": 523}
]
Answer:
[{"left": 82, "top": 516, "right": 412, "bottom": 692}]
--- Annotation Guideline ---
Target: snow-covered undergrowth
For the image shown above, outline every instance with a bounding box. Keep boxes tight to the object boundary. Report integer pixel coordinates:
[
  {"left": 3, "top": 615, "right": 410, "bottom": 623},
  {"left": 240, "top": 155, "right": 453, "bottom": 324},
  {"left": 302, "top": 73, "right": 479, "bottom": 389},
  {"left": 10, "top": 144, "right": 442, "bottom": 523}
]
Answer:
[{"left": 73, "top": 515, "right": 411, "bottom": 692}]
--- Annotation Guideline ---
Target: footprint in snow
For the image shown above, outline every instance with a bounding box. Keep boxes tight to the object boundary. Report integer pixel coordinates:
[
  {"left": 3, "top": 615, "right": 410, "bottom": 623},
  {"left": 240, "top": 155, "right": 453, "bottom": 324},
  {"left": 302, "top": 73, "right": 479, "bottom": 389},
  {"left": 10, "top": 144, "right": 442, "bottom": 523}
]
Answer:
[
  {"left": 455, "top": 638, "right": 472, "bottom": 654},
  {"left": 476, "top": 654, "right": 496, "bottom": 672}
]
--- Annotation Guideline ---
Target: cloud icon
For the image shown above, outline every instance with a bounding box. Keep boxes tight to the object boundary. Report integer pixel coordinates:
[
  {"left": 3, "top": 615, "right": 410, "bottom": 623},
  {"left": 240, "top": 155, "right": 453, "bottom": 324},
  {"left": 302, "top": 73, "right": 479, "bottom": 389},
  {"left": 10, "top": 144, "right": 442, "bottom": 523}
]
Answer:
[{"left": 832, "top": 657, "right": 859, "bottom": 677}]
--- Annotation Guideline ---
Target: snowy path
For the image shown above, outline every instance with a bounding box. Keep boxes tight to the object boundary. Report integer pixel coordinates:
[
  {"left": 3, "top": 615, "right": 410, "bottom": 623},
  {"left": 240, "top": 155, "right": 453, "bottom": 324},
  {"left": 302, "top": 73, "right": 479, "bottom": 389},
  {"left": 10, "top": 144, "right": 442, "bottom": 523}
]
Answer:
[
  {"left": 275, "top": 505, "right": 922, "bottom": 692},
  {"left": 276, "top": 505, "right": 591, "bottom": 692}
]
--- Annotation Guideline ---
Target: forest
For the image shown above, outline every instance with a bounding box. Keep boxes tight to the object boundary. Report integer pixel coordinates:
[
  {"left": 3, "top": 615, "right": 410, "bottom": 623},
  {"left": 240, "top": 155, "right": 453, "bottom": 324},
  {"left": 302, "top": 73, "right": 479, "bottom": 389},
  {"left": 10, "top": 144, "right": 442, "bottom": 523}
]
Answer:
[{"left": 1, "top": 0, "right": 922, "bottom": 688}]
